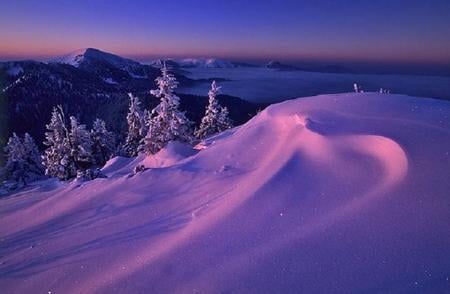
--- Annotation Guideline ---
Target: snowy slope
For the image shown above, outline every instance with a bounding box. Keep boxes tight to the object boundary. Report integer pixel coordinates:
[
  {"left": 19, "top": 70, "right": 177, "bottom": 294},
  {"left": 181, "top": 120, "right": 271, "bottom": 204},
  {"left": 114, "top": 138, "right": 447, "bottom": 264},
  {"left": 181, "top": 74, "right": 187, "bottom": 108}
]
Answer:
[
  {"left": 49, "top": 48, "right": 88, "bottom": 67},
  {"left": 1, "top": 93, "right": 450, "bottom": 293}
]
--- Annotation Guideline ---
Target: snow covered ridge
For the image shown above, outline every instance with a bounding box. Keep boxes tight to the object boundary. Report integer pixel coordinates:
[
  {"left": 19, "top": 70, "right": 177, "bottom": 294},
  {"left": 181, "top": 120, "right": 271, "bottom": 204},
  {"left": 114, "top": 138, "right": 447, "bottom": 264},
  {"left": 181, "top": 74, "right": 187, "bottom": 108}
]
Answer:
[
  {"left": 49, "top": 49, "right": 247, "bottom": 69},
  {"left": 1, "top": 93, "right": 450, "bottom": 293},
  {"left": 49, "top": 48, "right": 87, "bottom": 67},
  {"left": 150, "top": 58, "right": 256, "bottom": 69},
  {"left": 177, "top": 58, "right": 240, "bottom": 68},
  {"left": 49, "top": 48, "right": 142, "bottom": 70}
]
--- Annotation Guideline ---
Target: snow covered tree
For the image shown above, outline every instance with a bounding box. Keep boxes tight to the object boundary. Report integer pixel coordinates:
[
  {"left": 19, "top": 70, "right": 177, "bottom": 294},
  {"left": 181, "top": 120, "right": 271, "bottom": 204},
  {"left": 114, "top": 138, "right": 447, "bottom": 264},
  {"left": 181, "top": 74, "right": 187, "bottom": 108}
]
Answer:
[
  {"left": 90, "top": 118, "right": 115, "bottom": 165},
  {"left": 22, "top": 133, "right": 44, "bottom": 177},
  {"left": 68, "top": 116, "right": 94, "bottom": 170},
  {"left": 354, "top": 83, "right": 363, "bottom": 93},
  {"left": 143, "top": 65, "right": 193, "bottom": 154},
  {"left": 42, "top": 106, "right": 75, "bottom": 180},
  {"left": 3, "top": 133, "right": 26, "bottom": 184},
  {"left": 141, "top": 109, "right": 151, "bottom": 138},
  {"left": 217, "top": 106, "right": 233, "bottom": 131},
  {"left": 4, "top": 133, "right": 44, "bottom": 185},
  {"left": 123, "top": 93, "right": 145, "bottom": 157},
  {"left": 137, "top": 109, "right": 152, "bottom": 154},
  {"left": 195, "top": 81, "right": 233, "bottom": 139}
]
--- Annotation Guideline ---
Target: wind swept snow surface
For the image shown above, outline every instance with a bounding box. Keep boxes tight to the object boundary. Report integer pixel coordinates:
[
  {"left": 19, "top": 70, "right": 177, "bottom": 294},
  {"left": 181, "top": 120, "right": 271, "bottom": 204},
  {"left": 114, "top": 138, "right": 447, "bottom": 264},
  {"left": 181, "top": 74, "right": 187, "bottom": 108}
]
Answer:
[{"left": 1, "top": 93, "right": 449, "bottom": 293}]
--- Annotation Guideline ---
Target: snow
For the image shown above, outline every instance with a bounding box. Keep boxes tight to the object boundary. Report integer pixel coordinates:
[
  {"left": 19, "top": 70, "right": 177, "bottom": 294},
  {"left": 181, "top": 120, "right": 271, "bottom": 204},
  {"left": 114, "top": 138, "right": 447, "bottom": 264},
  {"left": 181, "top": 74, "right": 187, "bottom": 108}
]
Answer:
[
  {"left": 2, "top": 75, "right": 29, "bottom": 93},
  {"left": 49, "top": 48, "right": 87, "bottom": 67},
  {"left": 102, "top": 77, "right": 117, "bottom": 84},
  {"left": 1, "top": 93, "right": 450, "bottom": 293},
  {"left": 49, "top": 48, "right": 141, "bottom": 73},
  {"left": 129, "top": 73, "right": 148, "bottom": 79},
  {"left": 142, "top": 141, "right": 198, "bottom": 168}
]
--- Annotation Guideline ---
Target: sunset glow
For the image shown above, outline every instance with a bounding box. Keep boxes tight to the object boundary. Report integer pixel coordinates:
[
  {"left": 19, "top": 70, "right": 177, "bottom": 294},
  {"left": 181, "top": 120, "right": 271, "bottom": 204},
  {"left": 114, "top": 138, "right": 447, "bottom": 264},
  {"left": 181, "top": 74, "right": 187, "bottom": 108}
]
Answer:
[{"left": 1, "top": 0, "right": 449, "bottom": 66}]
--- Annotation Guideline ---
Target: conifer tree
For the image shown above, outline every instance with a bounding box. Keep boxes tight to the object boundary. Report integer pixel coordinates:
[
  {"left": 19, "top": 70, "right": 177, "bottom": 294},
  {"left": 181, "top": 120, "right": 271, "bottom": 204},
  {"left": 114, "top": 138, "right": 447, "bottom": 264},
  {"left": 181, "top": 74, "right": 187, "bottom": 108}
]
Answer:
[
  {"left": 217, "top": 105, "right": 233, "bottom": 131},
  {"left": 69, "top": 116, "right": 94, "bottom": 170},
  {"left": 4, "top": 133, "right": 43, "bottom": 185},
  {"left": 3, "top": 133, "right": 26, "bottom": 184},
  {"left": 195, "top": 81, "right": 233, "bottom": 139},
  {"left": 123, "top": 93, "right": 145, "bottom": 157},
  {"left": 91, "top": 118, "right": 115, "bottom": 165},
  {"left": 22, "top": 133, "right": 44, "bottom": 176},
  {"left": 42, "top": 106, "right": 75, "bottom": 180},
  {"left": 143, "top": 64, "right": 193, "bottom": 154}
]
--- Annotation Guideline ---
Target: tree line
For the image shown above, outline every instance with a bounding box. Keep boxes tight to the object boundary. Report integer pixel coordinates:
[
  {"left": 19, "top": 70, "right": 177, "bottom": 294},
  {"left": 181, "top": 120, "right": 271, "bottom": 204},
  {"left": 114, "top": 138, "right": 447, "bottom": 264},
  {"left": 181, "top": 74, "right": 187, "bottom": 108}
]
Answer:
[{"left": 2, "top": 65, "right": 232, "bottom": 187}]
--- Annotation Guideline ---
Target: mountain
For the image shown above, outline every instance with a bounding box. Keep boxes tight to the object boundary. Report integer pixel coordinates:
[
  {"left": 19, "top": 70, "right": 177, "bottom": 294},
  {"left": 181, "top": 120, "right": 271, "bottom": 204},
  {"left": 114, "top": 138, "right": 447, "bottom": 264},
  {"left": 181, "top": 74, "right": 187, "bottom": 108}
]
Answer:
[
  {"left": 147, "top": 59, "right": 192, "bottom": 75},
  {"left": 49, "top": 48, "right": 163, "bottom": 81},
  {"left": 0, "top": 49, "right": 261, "bottom": 150},
  {"left": 51, "top": 48, "right": 139, "bottom": 69},
  {"left": 178, "top": 58, "right": 238, "bottom": 68},
  {"left": 265, "top": 60, "right": 301, "bottom": 71},
  {"left": 1, "top": 93, "right": 449, "bottom": 293},
  {"left": 150, "top": 58, "right": 258, "bottom": 69},
  {"left": 264, "top": 61, "right": 356, "bottom": 74}
]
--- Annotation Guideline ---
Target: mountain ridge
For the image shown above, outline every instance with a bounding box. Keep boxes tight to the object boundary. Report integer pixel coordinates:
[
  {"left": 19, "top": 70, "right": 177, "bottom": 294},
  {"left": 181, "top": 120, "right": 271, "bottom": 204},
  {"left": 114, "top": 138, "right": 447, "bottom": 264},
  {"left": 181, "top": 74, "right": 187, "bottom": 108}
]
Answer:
[{"left": 0, "top": 49, "right": 262, "bottom": 150}]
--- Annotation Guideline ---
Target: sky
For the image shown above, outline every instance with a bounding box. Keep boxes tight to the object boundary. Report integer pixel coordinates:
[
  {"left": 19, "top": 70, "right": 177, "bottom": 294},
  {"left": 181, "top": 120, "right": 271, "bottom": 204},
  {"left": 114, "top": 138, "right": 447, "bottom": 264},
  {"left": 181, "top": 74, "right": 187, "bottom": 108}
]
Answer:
[{"left": 0, "top": 0, "right": 449, "bottom": 68}]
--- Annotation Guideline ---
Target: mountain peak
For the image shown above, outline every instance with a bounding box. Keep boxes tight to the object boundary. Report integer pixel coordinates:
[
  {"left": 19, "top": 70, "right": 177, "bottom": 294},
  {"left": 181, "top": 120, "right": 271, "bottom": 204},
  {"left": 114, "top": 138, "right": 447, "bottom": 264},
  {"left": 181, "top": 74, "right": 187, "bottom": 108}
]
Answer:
[
  {"left": 265, "top": 60, "right": 299, "bottom": 70},
  {"left": 49, "top": 48, "right": 89, "bottom": 66},
  {"left": 176, "top": 58, "right": 237, "bottom": 68},
  {"left": 49, "top": 48, "right": 140, "bottom": 68}
]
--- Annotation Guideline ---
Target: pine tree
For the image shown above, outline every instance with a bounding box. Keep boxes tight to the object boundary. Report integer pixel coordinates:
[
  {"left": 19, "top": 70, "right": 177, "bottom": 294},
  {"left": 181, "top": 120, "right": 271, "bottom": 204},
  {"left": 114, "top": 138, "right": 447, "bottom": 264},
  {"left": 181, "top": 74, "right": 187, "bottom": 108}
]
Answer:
[
  {"left": 91, "top": 118, "right": 115, "bottom": 165},
  {"left": 217, "top": 106, "right": 233, "bottom": 131},
  {"left": 4, "top": 133, "right": 43, "bottom": 185},
  {"left": 43, "top": 106, "right": 75, "bottom": 180},
  {"left": 195, "top": 81, "right": 233, "bottom": 139},
  {"left": 3, "top": 133, "right": 26, "bottom": 184},
  {"left": 143, "top": 64, "right": 193, "bottom": 154},
  {"left": 137, "top": 109, "right": 152, "bottom": 154},
  {"left": 69, "top": 116, "right": 94, "bottom": 170},
  {"left": 142, "top": 109, "right": 151, "bottom": 137},
  {"left": 22, "top": 133, "right": 44, "bottom": 176},
  {"left": 123, "top": 93, "right": 145, "bottom": 157}
]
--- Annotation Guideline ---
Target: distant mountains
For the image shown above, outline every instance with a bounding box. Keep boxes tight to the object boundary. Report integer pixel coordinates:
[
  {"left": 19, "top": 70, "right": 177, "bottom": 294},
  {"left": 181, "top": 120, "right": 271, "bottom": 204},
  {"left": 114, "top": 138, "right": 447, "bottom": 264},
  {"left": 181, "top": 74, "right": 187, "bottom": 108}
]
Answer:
[
  {"left": 148, "top": 57, "right": 353, "bottom": 74},
  {"left": 48, "top": 48, "right": 351, "bottom": 73},
  {"left": 149, "top": 58, "right": 258, "bottom": 69},
  {"left": 264, "top": 60, "right": 301, "bottom": 71},
  {"left": 0, "top": 48, "right": 262, "bottom": 150}
]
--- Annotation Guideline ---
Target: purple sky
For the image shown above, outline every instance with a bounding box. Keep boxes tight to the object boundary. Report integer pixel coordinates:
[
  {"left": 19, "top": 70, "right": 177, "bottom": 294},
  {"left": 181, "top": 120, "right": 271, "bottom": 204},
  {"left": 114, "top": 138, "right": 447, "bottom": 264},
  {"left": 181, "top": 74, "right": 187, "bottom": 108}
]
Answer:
[{"left": 1, "top": 0, "right": 449, "bottom": 66}]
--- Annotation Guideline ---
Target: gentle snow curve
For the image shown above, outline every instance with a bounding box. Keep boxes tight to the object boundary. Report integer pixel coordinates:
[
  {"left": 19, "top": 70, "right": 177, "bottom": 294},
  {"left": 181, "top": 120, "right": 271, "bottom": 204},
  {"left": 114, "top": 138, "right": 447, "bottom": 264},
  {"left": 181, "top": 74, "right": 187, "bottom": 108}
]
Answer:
[{"left": 1, "top": 93, "right": 449, "bottom": 294}]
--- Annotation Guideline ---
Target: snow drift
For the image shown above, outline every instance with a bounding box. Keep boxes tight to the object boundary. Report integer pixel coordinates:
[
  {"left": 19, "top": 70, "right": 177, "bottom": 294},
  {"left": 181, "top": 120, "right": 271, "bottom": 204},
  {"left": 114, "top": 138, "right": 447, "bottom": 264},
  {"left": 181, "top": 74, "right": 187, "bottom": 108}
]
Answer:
[{"left": 1, "top": 93, "right": 449, "bottom": 293}]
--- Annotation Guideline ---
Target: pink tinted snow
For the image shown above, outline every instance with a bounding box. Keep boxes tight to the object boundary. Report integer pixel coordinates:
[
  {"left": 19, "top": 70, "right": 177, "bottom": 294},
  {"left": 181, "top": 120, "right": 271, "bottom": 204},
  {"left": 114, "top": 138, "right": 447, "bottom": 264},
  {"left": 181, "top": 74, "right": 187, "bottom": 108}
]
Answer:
[{"left": 0, "top": 93, "right": 449, "bottom": 293}]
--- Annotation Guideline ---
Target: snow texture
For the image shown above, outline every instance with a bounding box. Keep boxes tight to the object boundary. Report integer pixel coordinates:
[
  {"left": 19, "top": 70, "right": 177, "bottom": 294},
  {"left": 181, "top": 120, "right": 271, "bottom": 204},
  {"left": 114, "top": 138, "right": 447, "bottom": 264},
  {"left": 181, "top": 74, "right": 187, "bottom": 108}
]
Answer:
[{"left": 0, "top": 93, "right": 449, "bottom": 293}]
